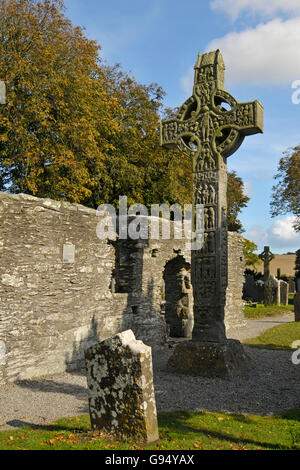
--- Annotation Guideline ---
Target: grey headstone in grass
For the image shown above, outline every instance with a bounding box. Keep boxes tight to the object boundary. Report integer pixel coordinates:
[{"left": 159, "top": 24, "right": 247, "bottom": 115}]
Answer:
[
  {"left": 280, "top": 281, "right": 288, "bottom": 306},
  {"left": 84, "top": 330, "right": 159, "bottom": 444}
]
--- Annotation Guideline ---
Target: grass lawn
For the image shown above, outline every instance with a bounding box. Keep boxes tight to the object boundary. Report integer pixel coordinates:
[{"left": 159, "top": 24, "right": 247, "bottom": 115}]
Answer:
[
  {"left": 0, "top": 409, "right": 299, "bottom": 450},
  {"left": 243, "top": 322, "right": 300, "bottom": 351},
  {"left": 244, "top": 304, "right": 294, "bottom": 319}
]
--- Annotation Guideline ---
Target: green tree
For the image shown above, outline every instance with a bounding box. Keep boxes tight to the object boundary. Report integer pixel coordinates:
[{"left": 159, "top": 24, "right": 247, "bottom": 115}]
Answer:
[
  {"left": 0, "top": 0, "right": 252, "bottom": 222},
  {"left": 82, "top": 65, "right": 192, "bottom": 210},
  {"left": 227, "top": 170, "right": 250, "bottom": 233},
  {"left": 242, "top": 238, "right": 262, "bottom": 271},
  {"left": 270, "top": 147, "right": 300, "bottom": 232}
]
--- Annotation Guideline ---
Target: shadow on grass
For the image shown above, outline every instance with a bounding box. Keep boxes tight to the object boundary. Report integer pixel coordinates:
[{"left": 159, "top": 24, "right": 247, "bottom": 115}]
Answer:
[
  {"left": 158, "top": 411, "right": 297, "bottom": 450},
  {"left": 279, "top": 409, "right": 300, "bottom": 422},
  {"left": 243, "top": 343, "right": 292, "bottom": 351},
  {"left": 5, "top": 419, "right": 89, "bottom": 433}
]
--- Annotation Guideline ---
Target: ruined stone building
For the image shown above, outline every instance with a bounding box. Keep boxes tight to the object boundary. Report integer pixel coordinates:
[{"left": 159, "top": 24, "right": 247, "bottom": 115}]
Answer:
[{"left": 0, "top": 192, "right": 246, "bottom": 384}]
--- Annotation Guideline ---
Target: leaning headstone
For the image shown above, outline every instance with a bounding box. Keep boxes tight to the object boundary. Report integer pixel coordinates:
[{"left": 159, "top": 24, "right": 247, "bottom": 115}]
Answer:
[
  {"left": 161, "top": 50, "right": 262, "bottom": 377},
  {"left": 280, "top": 280, "right": 288, "bottom": 306},
  {"left": 295, "top": 292, "right": 300, "bottom": 322},
  {"left": 84, "top": 330, "right": 159, "bottom": 444}
]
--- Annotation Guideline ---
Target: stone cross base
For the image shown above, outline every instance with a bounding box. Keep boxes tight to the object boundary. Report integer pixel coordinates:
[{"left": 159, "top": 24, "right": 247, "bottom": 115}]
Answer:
[{"left": 166, "top": 339, "right": 253, "bottom": 379}]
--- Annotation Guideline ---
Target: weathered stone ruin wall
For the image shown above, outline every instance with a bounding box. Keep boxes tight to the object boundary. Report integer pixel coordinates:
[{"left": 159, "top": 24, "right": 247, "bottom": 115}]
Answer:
[
  {"left": 225, "top": 232, "right": 247, "bottom": 333},
  {"left": 0, "top": 192, "right": 246, "bottom": 384}
]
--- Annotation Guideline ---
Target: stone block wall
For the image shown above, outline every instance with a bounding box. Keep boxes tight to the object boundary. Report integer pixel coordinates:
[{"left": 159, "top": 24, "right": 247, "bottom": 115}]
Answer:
[
  {"left": 0, "top": 192, "right": 246, "bottom": 384},
  {"left": 225, "top": 232, "right": 247, "bottom": 333}
]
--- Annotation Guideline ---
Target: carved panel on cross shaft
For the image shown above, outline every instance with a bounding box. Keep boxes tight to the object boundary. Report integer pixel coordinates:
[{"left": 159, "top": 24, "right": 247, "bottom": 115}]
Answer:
[
  {"left": 194, "top": 281, "right": 217, "bottom": 304},
  {"left": 195, "top": 183, "right": 216, "bottom": 205},
  {"left": 204, "top": 207, "right": 215, "bottom": 230}
]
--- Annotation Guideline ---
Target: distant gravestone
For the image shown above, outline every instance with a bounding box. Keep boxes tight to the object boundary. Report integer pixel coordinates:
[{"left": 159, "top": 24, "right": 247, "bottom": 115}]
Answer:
[
  {"left": 295, "top": 292, "right": 300, "bottom": 322},
  {"left": 84, "top": 330, "right": 159, "bottom": 444},
  {"left": 280, "top": 280, "right": 288, "bottom": 306},
  {"left": 243, "top": 274, "right": 255, "bottom": 301},
  {"left": 289, "top": 279, "right": 295, "bottom": 294},
  {"left": 254, "top": 281, "right": 264, "bottom": 303}
]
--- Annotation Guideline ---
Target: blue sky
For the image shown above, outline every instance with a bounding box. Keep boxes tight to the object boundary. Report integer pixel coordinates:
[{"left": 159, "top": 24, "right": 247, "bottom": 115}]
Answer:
[{"left": 64, "top": 0, "right": 300, "bottom": 254}]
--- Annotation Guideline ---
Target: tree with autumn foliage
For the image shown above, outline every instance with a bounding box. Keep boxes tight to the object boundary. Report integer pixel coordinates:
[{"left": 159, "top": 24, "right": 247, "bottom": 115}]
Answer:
[
  {"left": 0, "top": 0, "right": 251, "bottom": 229},
  {"left": 0, "top": 0, "right": 121, "bottom": 203},
  {"left": 227, "top": 170, "right": 250, "bottom": 233},
  {"left": 82, "top": 64, "right": 192, "bottom": 209},
  {"left": 270, "top": 146, "right": 300, "bottom": 232},
  {"left": 0, "top": 0, "right": 192, "bottom": 208}
]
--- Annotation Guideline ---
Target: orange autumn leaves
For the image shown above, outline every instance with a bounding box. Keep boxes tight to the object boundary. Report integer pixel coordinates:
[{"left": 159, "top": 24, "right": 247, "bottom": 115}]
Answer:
[
  {"left": 0, "top": 0, "right": 191, "bottom": 209},
  {"left": 0, "top": 0, "right": 122, "bottom": 203},
  {"left": 0, "top": 0, "right": 248, "bottom": 229}
]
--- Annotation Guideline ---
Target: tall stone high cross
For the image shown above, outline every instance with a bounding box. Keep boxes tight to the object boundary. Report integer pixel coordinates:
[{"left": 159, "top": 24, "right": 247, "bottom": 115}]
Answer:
[{"left": 161, "top": 50, "right": 264, "bottom": 377}]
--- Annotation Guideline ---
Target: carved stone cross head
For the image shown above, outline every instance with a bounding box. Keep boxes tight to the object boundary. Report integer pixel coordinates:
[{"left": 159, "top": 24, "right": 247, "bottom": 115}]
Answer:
[
  {"left": 259, "top": 246, "right": 275, "bottom": 272},
  {"left": 161, "top": 50, "right": 264, "bottom": 171}
]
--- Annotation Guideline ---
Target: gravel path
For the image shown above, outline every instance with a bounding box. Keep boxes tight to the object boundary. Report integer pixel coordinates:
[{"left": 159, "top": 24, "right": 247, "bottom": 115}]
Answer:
[{"left": 1, "top": 313, "right": 299, "bottom": 431}]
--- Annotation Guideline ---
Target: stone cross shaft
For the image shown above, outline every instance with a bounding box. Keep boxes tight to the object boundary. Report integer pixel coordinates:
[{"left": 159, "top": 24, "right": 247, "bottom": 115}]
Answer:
[{"left": 161, "top": 50, "right": 264, "bottom": 343}]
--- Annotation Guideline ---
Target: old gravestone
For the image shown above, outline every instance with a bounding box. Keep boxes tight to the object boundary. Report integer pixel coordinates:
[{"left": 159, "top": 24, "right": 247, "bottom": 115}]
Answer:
[
  {"left": 84, "top": 330, "right": 159, "bottom": 444},
  {"left": 289, "top": 279, "right": 296, "bottom": 294},
  {"left": 160, "top": 50, "right": 263, "bottom": 377},
  {"left": 280, "top": 280, "right": 289, "bottom": 306},
  {"left": 295, "top": 292, "right": 300, "bottom": 322}
]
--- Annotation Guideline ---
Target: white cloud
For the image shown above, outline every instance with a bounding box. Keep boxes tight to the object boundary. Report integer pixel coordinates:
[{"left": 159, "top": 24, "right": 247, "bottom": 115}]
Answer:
[
  {"left": 206, "top": 18, "right": 300, "bottom": 85},
  {"left": 210, "top": 0, "right": 300, "bottom": 20},
  {"left": 180, "top": 66, "right": 194, "bottom": 95},
  {"left": 247, "top": 216, "right": 300, "bottom": 252},
  {"left": 243, "top": 181, "right": 252, "bottom": 197},
  {"left": 268, "top": 216, "right": 299, "bottom": 243}
]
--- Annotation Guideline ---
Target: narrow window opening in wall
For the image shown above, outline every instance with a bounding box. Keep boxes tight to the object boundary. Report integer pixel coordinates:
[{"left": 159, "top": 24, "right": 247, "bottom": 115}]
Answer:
[{"left": 132, "top": 306, "right": 139, "bottom": 315}]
